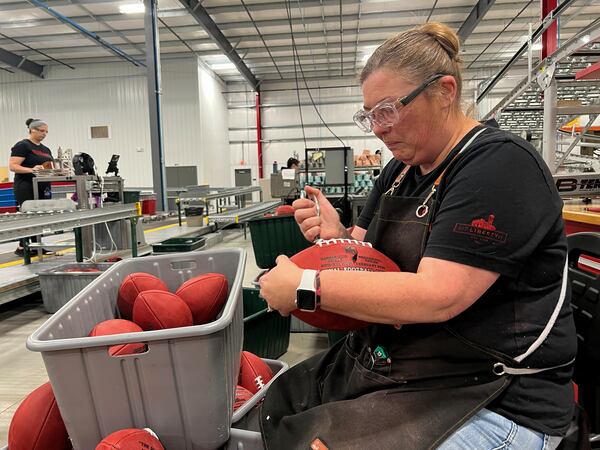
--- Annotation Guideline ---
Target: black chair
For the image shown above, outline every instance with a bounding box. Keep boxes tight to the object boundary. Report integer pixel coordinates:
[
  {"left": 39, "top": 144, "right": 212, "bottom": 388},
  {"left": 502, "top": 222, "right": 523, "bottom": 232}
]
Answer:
[{"left": 564, "top": 232, "right": 600, "bottom": 449}]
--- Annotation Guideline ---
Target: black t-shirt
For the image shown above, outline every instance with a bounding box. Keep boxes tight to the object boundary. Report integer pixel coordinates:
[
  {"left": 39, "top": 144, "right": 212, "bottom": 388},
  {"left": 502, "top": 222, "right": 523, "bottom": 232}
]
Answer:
[
  {"left": 10, "top": 139, "right": 53, "bottom": 185},
  {"left": 357, "top": 126, "right": 577, "bottom": 436}
]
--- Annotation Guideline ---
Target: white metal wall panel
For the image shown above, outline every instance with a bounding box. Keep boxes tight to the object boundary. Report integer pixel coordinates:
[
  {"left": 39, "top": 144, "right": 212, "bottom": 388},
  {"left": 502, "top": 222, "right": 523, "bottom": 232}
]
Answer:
[
  {"left": 0, "top": 57, "right": 231, "bottom": 189},
  {"left": 226, "top": 79, "right": 385, "bottom": 179},
  {"left": 197, "top": 61, "right": 232, "bottom": 187}
]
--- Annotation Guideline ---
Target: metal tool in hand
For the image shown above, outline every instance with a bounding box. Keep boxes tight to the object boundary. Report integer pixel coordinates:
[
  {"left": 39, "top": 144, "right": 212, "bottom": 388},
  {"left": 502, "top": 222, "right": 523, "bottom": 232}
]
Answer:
[{"left": 300, "top": 189, "right": 320, "bottom": 242}]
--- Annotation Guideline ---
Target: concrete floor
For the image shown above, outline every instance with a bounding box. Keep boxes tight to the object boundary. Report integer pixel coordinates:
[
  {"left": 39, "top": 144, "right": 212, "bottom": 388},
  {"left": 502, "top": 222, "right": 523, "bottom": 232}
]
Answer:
[{"left": 0, "top": 228, "right": 328, "bottom": 446}]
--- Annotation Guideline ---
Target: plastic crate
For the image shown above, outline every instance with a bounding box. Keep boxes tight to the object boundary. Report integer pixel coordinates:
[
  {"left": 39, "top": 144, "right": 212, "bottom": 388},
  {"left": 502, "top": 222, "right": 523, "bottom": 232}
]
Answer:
[
  {"left": 152, "top": 236, "right": 205, "bottom": 253},
  {"left": 0, "top": 206, "right": 17, "bottom": 213},
  {"left": 224, "top": 429, "right": 264, "bottom": 450},
  {"left": 122, "top": 190, "right": 141, "bottom": 203},
  {"left": 231, "top": 359, "right": 288, "bottom": 424},
  {"left": 248, "top": 215, "right": 311, "bottom": 269},
  {"left": 328, "top": 331, "right": 348, "bottom": 346},
  {"left": 243, "top": 288, "right": 290, "bottom": 359},
  {"left": 27, "top": 249, "right": 246, "bottom": 450},
  {"left": 0, "top": 199, "right": 16, "bottom": 207},
  {"left": 38, "top": 263, "right": 113, "bottom": 313}
]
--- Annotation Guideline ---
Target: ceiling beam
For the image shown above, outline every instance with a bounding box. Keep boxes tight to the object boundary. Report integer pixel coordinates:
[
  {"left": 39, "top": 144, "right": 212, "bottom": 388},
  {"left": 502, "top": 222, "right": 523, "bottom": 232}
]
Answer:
[
  {"left": 0, "top": 2, "right": 558, "bottom": 30},
  {"left": 457, "top": 0, "right": 496, "bottom": 41},
  {"left": 0, "top": 21, "right": 589, "bottom": 50},
  {"left": 0, "top": 46, "right": 45, "bottom": 77},
  {"left": 26, "top": 0, "right": 145, "bottom": 67},
  {"left": 0, "top": 0, "right": 359, "bottom": 13},
  {"left": 176, "top": 0, "right": 258, "bottom": 90}
]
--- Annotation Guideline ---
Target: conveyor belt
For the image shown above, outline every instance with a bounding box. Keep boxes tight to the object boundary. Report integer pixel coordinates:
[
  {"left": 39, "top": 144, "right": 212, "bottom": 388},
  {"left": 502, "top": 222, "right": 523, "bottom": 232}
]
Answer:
[
  {"left": 178, "top": 186, "right": 262, "bottom": 202},
  {"left": 0, "top": 204, "right": 138, "bottom": 243},
  {"left": 209, "top": 201, "right": 281, "bottom": 223}
]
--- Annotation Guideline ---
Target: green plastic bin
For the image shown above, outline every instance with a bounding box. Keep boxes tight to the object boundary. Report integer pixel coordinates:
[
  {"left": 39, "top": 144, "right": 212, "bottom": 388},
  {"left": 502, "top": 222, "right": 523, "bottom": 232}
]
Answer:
[
  {"left": 243, "top": 287, "right": 290, "bottom": 359},
  {"left": 122, "top": 190, "right": 141, "bottom": 204},
  {"left": 328, "top": 331, "right": 348, "bottom": 346},
  {"left": 152, "top": 236, "right": 205, "bottom": 253},
  {"left": 249, "top": 215, "right": 311, "bottom": 269}
]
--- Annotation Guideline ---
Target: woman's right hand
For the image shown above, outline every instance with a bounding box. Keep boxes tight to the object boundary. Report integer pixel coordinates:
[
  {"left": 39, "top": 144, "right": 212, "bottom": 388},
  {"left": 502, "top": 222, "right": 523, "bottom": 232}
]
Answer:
[{"left": 292, "top": 186, "right": 345, "bottom": 242}]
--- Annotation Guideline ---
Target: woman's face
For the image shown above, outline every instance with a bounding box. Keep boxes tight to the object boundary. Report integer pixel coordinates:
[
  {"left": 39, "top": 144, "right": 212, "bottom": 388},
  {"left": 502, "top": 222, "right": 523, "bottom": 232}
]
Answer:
[
  {"left": 361, "top": 69, "right": 441, "bottom": 166},
  {"left": 30, "top": 125, "right": 48, "bottom": 142}
]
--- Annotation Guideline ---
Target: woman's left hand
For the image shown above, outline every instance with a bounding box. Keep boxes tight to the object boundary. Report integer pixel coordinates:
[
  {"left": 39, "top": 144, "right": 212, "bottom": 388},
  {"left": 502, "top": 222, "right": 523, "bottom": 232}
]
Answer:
[{"left": 259, "top": 255, "right": 304, "bottom": 316}]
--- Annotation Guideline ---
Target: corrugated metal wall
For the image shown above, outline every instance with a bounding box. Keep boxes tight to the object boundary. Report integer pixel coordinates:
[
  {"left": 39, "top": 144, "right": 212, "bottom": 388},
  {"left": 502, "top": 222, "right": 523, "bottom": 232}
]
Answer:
[
  {"left": 227, "top": 77, "right": 393, "bottom": 181},
  {"left": 0, "top": 57, "right": 231, "bottom": 188}
]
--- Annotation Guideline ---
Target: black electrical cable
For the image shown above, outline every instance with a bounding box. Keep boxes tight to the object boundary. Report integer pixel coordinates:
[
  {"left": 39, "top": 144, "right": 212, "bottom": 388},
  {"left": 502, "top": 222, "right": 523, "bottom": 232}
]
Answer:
[
  {"left": 240, "top": 0, "right": 284, "bottom": 79},
  {"left": 284, "top": 0, "right": 307, "bottom": 149},
  {"left": 0, "top": 32, "right": 75, "bottom": 70},
  {"left": 286, "top": 0, "right": 347, "bottom": 148},
  {"left": 339, "top": 0, "right": 343, "bottom": 77},
  {"left": 466, "top": 0, "right": 534, "bottom": 71},
  {"left": 158, "top": 17, "right": 199, "bottom": 56},
  {"left": 425, "top": 0, "right": 439, "bottom": 23}
]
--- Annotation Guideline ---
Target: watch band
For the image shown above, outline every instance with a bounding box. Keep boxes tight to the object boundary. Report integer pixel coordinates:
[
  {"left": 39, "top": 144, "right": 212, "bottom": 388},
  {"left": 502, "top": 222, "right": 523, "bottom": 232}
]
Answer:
[{"left": 298, "top": 269, "right": 318, "bottom": 291}]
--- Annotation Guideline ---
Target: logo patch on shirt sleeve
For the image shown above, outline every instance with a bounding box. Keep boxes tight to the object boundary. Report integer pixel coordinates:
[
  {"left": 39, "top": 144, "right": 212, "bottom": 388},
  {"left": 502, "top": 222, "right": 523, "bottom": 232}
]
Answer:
[{"left": 453, "top": 214, "right": 508, "bottom": 243}]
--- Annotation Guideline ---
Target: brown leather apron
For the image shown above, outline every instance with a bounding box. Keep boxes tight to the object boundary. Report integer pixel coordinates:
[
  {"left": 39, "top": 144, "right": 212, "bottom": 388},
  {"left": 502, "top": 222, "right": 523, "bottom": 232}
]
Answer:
[{"left": 259, "top": 128, "right": 567, "bottom": 449}]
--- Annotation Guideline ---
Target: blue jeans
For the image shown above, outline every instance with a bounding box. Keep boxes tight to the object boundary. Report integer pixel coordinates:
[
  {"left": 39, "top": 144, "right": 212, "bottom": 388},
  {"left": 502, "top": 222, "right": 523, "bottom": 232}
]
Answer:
[{"left": 437, "top": 408, "right": 563, "bottom": 450}]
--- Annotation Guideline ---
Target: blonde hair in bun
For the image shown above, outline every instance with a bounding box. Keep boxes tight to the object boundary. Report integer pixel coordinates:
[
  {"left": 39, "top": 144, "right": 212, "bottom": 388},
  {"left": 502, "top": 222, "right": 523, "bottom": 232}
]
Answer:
[{"left": 361, "top": 22, "right": 463, "bottom": 102}]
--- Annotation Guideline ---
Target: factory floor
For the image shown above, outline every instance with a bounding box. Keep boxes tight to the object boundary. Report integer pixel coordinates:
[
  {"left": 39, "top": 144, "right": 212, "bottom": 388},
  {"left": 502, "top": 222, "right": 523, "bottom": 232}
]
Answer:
[{"left": 0, "top": 228, "right": 329, "bottom": 445}]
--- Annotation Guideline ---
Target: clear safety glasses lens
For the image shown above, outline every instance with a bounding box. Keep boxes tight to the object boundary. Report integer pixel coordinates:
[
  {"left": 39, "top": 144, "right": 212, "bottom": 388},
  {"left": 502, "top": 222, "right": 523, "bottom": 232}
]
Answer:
[{"left": 353, "top": 103, "right": 400, "bottom": 133}]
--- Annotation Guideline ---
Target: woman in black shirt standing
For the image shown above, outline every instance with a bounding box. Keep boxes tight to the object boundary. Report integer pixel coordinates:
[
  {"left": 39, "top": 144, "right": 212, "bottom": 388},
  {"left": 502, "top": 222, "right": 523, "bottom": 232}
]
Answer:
[{"left": 9, "top": 118, "right": 54, "bottom": 256}]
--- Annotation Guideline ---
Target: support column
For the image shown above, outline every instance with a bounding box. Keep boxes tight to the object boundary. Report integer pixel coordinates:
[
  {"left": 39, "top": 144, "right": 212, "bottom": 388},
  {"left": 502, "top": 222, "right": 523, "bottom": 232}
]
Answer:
[
  {"left": 144, "top": 0, "right": 168, "bottom": 212},
  {"left": 543, "top": 79, "right": 557, "bottom": 173},
  {"left": 256, "top": 91, "right": 263, "bottom": 178},
  {"left": 541, "top": 0, "right": 559, "bottom": 173},
  {"left": 541, "top": 0, "right": 558, "bottom": 59}
]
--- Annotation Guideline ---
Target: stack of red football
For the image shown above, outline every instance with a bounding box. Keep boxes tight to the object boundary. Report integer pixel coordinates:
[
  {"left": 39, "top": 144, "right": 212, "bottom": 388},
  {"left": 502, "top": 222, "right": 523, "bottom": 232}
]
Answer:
[
  {"left": 233, "top": 351, "right": 275, "bottom": 412},
  {"left": 96, "top": 428, "right": 165, "bottom": 450},
  {"left": 85, "top": 272, "right": 230, "bottom": 355}
]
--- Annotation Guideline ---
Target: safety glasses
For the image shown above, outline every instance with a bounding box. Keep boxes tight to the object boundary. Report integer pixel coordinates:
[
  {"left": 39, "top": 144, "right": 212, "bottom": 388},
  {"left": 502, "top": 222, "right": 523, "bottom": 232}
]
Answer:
[{"left": 353, "top": 73, "right": 446, "bottom": 133}]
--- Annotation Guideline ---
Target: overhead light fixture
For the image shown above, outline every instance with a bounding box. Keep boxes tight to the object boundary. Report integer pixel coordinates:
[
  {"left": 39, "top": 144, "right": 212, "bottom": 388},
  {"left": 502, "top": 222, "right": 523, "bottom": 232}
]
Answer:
[
  {"left": 119, "top": 3, "right": 145, "bottom": 14},
  {"left": 531, "top": 42, "right": 543, "bottom": 51},
  {"left": 209, "top": 62, "right": 237, "bottom": 71},
  {"left": 580, "top": 35, "right": 591, "bottom": 44}
]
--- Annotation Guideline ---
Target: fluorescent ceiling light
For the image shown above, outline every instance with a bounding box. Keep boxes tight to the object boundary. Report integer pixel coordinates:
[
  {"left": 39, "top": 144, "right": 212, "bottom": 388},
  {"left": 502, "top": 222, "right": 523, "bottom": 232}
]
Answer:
[
  {"left": 531, "top": 42, "right": 543, "bottom": 51},
  {"left": 119, "top": 3, "right": 145, "bottom": 14},
  {"left": 209, "top": 62, "right": 237, "bottom": 71},
  {"left": 581, "top": 35, "right": 591, "bottom": 44}
]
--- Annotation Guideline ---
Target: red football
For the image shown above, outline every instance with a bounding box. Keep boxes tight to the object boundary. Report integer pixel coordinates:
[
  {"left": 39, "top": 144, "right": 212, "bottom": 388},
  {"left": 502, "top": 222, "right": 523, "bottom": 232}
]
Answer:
[
  {"left": 290, "top": 239, "right": 401, "bottom": 331},
  {"left": 8, "top": 382, "right": 70, "bottom": 450},
  {"left": 117, "top": 273, "right": 169, "bottom": 320},
  {"left": 239, "top": 351, "right": 273, "bottom": 394},
  {"left": 233, "top": 385, "right": 254, "bottom": 411},
  {"left": 175, "top": 273, "right": 229, "bottom": 325},
  {"left": 274, "top": 205, "right": 295, "bottom": 216},
  {"left": 96, "top": 428, "right": 164, "bottom": 450},
  {"left": 88, "top": 319, "right": 145, "bottom": 356},
  {"left": 133, "top": 290, "right": 193, "bottom": 331}
]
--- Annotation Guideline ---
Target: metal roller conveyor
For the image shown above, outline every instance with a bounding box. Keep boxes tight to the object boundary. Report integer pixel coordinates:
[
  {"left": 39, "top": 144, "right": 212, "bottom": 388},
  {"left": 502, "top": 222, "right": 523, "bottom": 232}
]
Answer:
[
  {"left": 0, "top": 204, "right": 138, "bottom": 244},
  {"left": 178, "top": 186, "right": 262, "bottom": 202},
  {"left": 209, "top": 200, "right": 281, "bottom": 224}
]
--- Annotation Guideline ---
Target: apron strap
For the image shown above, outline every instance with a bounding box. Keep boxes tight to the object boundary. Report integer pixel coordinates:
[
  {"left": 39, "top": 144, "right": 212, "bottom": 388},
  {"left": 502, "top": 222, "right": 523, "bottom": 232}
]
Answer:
[
  {"left": 493, "top": 357, "right": 575, "bottom": 376},
  {"left": 384, "top": 127, "right": 488, "bottom": 198},
  {"left": 514, "top": 259, "right": 569, "bottom": 362}
]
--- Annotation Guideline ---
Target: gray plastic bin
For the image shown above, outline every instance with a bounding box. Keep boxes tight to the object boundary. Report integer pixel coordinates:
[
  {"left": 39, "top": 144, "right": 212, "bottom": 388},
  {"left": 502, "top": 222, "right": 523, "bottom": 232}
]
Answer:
[
  {"left": 231, "top": 359, "right": 288, "bottom": 424},
  {"left": 224, "top": 429, "right": 264, "bottom": 450},
  {"left": 38, "top": 263, "right": 113, "bottom": 313},
  {"left": 27, "top": 249, "right": 246, "bottom": 450}
]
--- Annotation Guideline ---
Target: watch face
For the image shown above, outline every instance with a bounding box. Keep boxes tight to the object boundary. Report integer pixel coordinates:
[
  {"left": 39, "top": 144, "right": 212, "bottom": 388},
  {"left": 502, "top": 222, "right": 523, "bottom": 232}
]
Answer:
[{"left": 296, "top": 289, "right": 317, "bottom": 312}]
